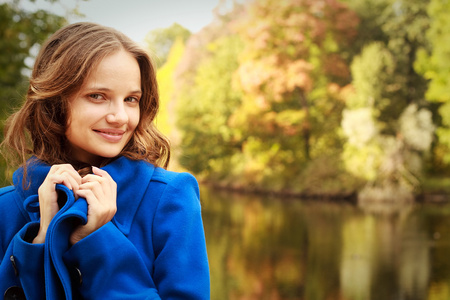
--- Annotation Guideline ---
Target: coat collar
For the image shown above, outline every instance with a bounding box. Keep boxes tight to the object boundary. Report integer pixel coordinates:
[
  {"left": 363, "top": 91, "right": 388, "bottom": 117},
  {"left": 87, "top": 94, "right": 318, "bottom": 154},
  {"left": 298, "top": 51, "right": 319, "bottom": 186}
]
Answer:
[
  {"left": 13, "top": 156, "right": 155, "bottom": 236},
  {"left": 103, "top": 157, "right": 155, "bottom": 235}
]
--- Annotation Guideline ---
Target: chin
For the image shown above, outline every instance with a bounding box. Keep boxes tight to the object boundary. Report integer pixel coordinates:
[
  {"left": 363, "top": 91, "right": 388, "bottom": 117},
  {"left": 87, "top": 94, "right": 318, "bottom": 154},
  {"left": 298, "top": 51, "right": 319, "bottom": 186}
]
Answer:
[{"left": 100, "top": 153, "right": 122, "bottom": 159}]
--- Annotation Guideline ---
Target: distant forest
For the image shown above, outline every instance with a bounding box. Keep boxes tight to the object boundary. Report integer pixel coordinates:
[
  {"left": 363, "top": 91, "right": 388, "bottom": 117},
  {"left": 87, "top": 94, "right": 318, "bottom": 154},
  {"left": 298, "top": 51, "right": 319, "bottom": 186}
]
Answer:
[{"left": 2, "top": 0, "right": 450, "bottom": 201}]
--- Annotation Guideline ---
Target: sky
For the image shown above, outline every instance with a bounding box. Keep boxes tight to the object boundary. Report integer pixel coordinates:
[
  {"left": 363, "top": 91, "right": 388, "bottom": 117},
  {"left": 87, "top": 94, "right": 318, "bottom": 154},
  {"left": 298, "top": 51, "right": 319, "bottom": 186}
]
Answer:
[{"left": 16, "top": 0, "right": 221, "bottom": 44}]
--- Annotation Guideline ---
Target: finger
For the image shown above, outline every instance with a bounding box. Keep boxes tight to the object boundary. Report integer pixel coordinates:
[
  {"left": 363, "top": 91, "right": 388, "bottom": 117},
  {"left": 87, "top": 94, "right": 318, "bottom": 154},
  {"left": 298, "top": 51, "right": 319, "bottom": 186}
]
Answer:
[
  {"left": 75, "top": 188, "right": 97, "bottom": 203},
  {"left": 62, "top": 172, "right": 81, "bottom": 191},
  {"left": 80, "top": 176, "right": 106, "bottom": 198},
  {"left": 44, "top": 173, "right": 74, "bottom": 190},
  {"left": 76, "top": 188, "right": 116, "bottom": 217},
  {"left": 49, "top": 165, "right": 82, "bottom": 189},
  {"left": 78, "top": 180, "right": 116, "bottom": 211},
  {"left": 52, "top": 164, "right": 77, "bottom": 177},
  {"left": 92, "top": 167, "right": 117, "bottom": 192},
  {"left": 63, "top": 173, "right": 81, "bottom": 190},
  {"left": 92, "top": 166, "right": 110, "bottom": 177},
  {"left": 52, "top": 172, "right": 81, "bottom": 191},
  {"left": 82, "top": 173, "right": 104, "bottom": 183},
  {"left": 79, "top": 181, "right": 103, "bottom": 198},
  {"left": 82, "top": 172, "right": 116, "bottom": 193},
  {"left": 57, "top": 166, "right": 82, "bottom": 186},
  {"left": 76, "top": 188, "right": 103, "bottom": 216},
  {"left": 76, "top": 188, "right": 116, "bottom": 215}
]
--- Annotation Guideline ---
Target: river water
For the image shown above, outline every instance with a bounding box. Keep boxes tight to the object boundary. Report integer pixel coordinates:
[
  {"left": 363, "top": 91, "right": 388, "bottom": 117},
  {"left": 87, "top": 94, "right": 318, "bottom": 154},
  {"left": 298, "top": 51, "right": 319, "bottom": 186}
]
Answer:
[{"left": 200, "top": 186, "right": 450, "bottom": 300}]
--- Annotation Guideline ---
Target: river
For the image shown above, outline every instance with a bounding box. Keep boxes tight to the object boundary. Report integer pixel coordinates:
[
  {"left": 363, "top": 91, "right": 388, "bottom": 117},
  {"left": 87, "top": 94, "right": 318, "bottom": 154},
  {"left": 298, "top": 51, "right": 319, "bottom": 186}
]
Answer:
[{"left": 200, "top": 186, "right": 450, "bottom": 300}]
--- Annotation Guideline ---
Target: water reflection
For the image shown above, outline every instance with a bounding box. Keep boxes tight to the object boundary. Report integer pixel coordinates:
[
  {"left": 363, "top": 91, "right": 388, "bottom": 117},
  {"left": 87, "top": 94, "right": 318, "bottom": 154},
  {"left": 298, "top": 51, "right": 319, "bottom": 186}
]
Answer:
[{"left": 200, "top": 186, "right": 450, "bottom": 300}]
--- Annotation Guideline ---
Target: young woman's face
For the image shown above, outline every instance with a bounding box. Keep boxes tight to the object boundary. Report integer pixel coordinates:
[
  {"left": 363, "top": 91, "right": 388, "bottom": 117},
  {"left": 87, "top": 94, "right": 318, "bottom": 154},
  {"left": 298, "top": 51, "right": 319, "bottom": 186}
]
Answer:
[{"left": 65, "top": 49, "right": 141, "bottom": 165}]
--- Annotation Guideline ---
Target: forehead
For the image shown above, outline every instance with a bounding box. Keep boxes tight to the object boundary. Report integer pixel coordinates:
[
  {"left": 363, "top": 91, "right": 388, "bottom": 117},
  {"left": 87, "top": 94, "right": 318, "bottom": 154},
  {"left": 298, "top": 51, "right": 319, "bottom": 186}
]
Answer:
[{"left": 81, "top": 50, "right": 141, "bottom": 91}]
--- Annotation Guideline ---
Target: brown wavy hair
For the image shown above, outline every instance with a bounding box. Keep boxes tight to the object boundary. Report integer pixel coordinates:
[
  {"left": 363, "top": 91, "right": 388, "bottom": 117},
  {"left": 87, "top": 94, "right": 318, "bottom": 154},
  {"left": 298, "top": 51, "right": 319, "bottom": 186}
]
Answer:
[{"left": 1, "top": 22, "right": 170, "bottom": 176}]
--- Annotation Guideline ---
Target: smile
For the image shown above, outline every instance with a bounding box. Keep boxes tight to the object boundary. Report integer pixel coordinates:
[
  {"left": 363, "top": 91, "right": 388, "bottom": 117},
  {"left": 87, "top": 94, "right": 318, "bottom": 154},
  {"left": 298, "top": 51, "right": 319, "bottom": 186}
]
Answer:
[{"left": 94, "top": 129, "right": 126, "bottom": 142}]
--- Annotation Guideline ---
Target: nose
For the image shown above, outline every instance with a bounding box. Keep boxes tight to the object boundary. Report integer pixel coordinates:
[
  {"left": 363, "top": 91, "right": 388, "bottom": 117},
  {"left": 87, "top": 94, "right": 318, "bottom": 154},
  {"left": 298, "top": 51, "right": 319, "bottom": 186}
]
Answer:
[{"left": 106, "top": 101, "right": 128, "bottom": 124}]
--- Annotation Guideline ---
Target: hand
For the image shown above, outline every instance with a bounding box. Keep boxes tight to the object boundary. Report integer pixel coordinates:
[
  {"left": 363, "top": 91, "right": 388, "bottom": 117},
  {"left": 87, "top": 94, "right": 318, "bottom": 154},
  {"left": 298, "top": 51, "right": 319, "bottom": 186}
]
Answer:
[
  {"left": 33, "top": 164, "right": 82, "bottom": 244},
  {"left": 70, "top": 167, "right": 117, "bottom": 245}
]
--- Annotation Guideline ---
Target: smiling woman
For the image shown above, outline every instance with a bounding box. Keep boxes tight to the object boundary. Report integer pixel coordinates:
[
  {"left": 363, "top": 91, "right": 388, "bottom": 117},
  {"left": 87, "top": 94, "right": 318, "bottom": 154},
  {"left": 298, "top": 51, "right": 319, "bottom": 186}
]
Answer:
[
  {"left": 66, "top": 50, "right": 142, "bottom": 166},
  {"left": 0, "top": 22, "right": 210, "bottom": 299}
]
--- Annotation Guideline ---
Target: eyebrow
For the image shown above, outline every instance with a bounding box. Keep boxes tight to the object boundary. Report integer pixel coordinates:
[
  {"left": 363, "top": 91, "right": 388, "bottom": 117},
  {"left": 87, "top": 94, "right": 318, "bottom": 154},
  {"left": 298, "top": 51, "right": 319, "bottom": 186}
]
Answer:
[{"left": 86, "top": 86, "right": 142, "bottom": 95}]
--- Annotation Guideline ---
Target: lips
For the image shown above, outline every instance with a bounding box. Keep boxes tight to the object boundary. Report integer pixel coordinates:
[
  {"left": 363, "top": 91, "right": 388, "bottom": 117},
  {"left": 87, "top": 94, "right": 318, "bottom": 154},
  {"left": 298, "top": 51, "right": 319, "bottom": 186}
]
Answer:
[{"left": 94, "top": 129, "right": 126, "bottom": 142}]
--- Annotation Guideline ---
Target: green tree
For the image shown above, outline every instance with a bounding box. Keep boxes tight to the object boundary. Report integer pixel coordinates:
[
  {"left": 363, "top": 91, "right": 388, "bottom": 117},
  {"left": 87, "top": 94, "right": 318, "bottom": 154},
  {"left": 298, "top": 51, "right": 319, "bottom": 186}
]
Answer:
[
  {"left": 227, "top": 0, "right": 359, "bottom": 191},
  {"left": 176, "top": 34, "right": 244, "bottom": 180},
  {"left": 339, "top": 0, "right": 433, "bottom": 201},
  {"left": 0, "top": 1, "right": 66, "bottom": 111},
  {"left": 344, "top": 0, "right": 430, "bottom": 125},
  {"left": 415, "top": 0, "right": 450, "bottom": 166},
  {"left": 342, "top": 42, "right": 435, "bottom": 201},
  {"left": 0, "top": 0, "right": 66, "bottom": 184},
  {"left": 171, "top": 2, "right": 248, "bottom": 181},
  {"left": 145, "top": 23, "right": 191, "bottom": 67},
  {"left": 173, "top": 0, "right": 434, "bottom": 196}
]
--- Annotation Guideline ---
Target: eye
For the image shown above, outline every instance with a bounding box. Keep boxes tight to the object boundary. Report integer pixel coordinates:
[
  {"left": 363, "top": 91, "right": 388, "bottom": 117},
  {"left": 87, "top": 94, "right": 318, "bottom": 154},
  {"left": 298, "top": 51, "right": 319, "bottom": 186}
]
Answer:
[
  {"left": 125, "top": 96, "right": 140, "bottom": 103},
  {"left": 89, "top": 93, "right": 105, "bottom": 101}
]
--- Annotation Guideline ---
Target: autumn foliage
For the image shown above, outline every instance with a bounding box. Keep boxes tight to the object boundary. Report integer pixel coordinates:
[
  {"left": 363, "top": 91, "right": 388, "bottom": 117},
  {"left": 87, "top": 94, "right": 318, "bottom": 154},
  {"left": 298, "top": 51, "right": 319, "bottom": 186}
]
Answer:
[
  {"left": 1, "top": 0, "right": 446, "bottom": 201},
  {"left": 164, "top": 0, "right": 440, "bottom": 201}
]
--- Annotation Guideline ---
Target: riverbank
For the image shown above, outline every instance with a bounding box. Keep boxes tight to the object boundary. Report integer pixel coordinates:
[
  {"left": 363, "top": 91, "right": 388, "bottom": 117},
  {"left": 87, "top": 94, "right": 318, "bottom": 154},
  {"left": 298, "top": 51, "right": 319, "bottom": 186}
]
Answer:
[
  {"left": 202, "top": 181, "right": 358, "bottom": 203},
  {"left": 419, "top": 177, "right": 450, "bottom": 203},
  {"left": 201, "top": 176, "right": 450, "bottom": 204}
]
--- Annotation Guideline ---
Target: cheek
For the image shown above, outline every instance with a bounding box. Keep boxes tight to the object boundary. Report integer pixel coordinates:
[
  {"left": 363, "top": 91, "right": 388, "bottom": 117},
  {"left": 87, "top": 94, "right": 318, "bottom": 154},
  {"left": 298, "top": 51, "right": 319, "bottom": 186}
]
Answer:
[
  {"left": 130, "top": 109, "right": 140, "bottom": 131},
  {"left": 65, "top": 110, "right": 74, "bottom": 136},
  {"left": 66, "top": 110, "right": 82, "bottom": 129}
]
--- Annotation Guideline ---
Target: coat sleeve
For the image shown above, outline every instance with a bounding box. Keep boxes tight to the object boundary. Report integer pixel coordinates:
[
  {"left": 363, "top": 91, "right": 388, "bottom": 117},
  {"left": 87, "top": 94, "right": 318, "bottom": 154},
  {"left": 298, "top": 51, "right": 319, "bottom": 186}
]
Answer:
[
  {"left": 0, "top": 223, "right": 46, "bottom": 300},
  {"left": 152, "top": 172, "right": 210, "bottom": 299},
  {"left": 0, "top": 187, "right": 46, "bottom": 300},
  {"left": 62, "top": 222, "right": 161, "bottom": 299}
]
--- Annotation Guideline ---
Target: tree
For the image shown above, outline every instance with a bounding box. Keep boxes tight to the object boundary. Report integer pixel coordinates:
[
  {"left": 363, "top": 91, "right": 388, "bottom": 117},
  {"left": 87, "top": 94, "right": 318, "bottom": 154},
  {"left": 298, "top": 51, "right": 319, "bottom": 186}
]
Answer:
[
  {"left": 228, "top": 0, "right": 359, "bottom": 191},
  {"left": 339, "top": 0, "right": 433, "bottom": 201},
  {"left": 342, "top": 42, "right": 434, "bottom": 202},
  {"left": 176, "top": 34, "right": 244, "bottom": 179},
  {"left": 0, "top": 0, "right": 66, "bottom": 184},
  {"left": 156, "top": 37, "right": 186, "bottom": 135},
  {"left": 155, "top": 37, "right": 187, "bottom": 171},
  {"left": 0, "top": 1, "right": 66, "bottom": 111},
  {"left": 145, "top": 23, "right": 191, "bottom": 67},
  {"left": 415, "top": 0, "right": 450, "bottom": 166},
  {"left": 344, "top": 0, "right": 430, "bottom": 126},
  {"left": 172, "top": 0, "right": 435, "bottom": 196}
]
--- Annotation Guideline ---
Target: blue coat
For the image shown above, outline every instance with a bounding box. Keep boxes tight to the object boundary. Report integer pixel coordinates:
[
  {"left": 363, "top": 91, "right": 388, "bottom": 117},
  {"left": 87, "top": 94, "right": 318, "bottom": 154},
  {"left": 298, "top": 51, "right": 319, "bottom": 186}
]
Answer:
[{"left": 0, "top": 156, "right": 210, "bottom": 299}]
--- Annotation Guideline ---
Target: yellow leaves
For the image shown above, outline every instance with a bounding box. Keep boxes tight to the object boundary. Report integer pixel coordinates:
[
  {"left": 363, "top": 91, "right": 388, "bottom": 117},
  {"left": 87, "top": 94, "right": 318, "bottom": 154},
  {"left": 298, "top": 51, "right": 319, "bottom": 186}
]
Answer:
[
  {"left": 236, "top": 57, "right": 275, "bottom": 94},
  {"left": 241, "top": 137, "right": 281, "bottom": 185},
  {"left": 228, "top": 96, "right": 263, "bottom": 128},
  {"left": 327, "top": 82, "right": 352, "bottom": 104},
  {"left": 428, "top": 282, "right": 450, "bottom": 300},
  {"left": 246, "top": 21, "right": 272, "bottom": 50},
  {"left": 341, "top": 108, "right": 377, "bottom": 148},
  {"left": 156, "top": 38, "right": 186, "bottom": 136},
  {"left": 275, "top": 109, "right": 307, "bottom": 136},
  {"left": 236, "top": 57, "right": 313, "bottom": 101},
  {"left": 342, "top": 142, "right": 383, "bottom": 181},
  {"left": 286, "top": 59, "right": 314, "bottom": 93},
  {"left": 171, "top": 0, "right": 363, "bottom": 192},
  {"left": 229, "top": 95, "right": 308, "bottom": 137}
]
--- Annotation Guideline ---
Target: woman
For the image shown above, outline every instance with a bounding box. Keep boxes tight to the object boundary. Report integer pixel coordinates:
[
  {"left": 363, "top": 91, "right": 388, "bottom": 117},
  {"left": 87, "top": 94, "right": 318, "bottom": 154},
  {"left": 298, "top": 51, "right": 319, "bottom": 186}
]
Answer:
[{"left": 0, "top": 22, "right": 210, "bottom": 299}]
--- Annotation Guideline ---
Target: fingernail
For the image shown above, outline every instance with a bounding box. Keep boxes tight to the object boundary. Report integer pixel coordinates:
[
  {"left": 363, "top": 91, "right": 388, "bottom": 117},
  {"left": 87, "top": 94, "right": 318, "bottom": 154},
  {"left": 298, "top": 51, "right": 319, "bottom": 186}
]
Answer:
[{"left": 92, "top": 166, "right": 102, "bottom": 176}]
